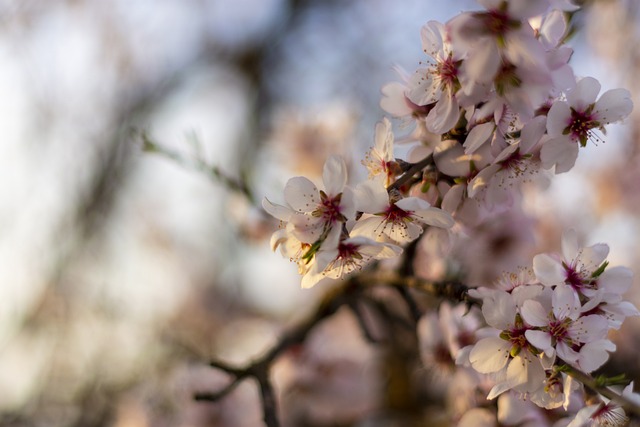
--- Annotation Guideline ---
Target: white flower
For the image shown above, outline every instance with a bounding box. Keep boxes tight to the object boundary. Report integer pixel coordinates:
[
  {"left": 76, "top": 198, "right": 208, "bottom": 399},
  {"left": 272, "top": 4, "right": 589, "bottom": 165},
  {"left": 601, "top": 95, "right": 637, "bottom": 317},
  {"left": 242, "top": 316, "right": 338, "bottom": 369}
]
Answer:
[
  {"left": 352, "top": 178, "right": 454, "bottom": 244},
  {"left": 448, "top": 0, "right": 550, "bottom": 85},
  {"left": 468, "top": 115, "right": 547, "bottom": 208},
  {"left": 407, "top": 21, "right": 464, "bottom": 134},
  {"left": 467, "top": 290, "right": 546, "bottom": 400},
  {"left": 532, "top": 229, "right": 609, "bottom": 294},
  {"left": 301, "top": 229, "right": 402, "bottom": 288},
  {"left": 541, "top": 76, "right": 633, "bottom": 173},
  {"left": 566, "top": 398, "right": 629, "bottom": 427},
  {"left": 522, "top": 285, "right": 610, "bottom": 370},
  {"left": 362, "top": 117, "right": 397, "bottom": 187},
  {"left": 264, "top": 155, "right": 356, "bottom": 243}
]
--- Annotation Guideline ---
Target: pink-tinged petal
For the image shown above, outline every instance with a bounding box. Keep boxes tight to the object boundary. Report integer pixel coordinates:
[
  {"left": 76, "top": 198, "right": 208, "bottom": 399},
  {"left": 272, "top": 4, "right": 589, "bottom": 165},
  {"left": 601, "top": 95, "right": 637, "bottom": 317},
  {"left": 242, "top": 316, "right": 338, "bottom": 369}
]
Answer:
[
  {"left": 434, "top": 139, "right": 470, "bottom": 176},
  {"left": 441, "top": 184, "right": 464, "bottom": 214},
  {"left": 512, "top": 284, "right": 545, "bottom": 308},
  {"left": 354, "top": 179, "right": 389, "bottom": 213},
  {"left": 373, "top": 241, "right": 403, "bottom": 259},
  {"left": 488, "top": 353, "right": 539, "bottom": 400},
  {"left": 269, "top": 229, "right": 288, "bottom": 252},
  {"left": 315, "top": 248, "right": 339, "bottom": 273},
  {"left": 550, "top": 61, "right": 576, "bottom": 93},
  {"left": 533, "top": 253, "right": 566, "bottom": 286},
  {"left": 546, "top": 101, "right": 571, "bottom": 136},
  {"left": 426, "top": 90, "right": 460, "bottom": 134},
  {"left": 402, "top": 221, "right": 425, "bottom": 242},
  {"left": 464, "top": 122, "right": 495, "bottom": 153},
  {"left": 468, "top": 164, "right": 500, "bottom": 198},
  {"left": 539, "top": 136, "right": 579, "bottom": 173},
  {"left": 289, "top": 214, "right": 323, "bottom": 243},
  {"left": 493, "top": 143, "right": 519, "bottom": 163},
  {"left": 598, "top": 266, "right": 633, "bottom": 295},
  {"left": 606, "top": 301, "right": 640, "bottom": 318},
  {"left": 513, "top": 351, "right": 546, "bottom": 393},
  {"left": 412, "top": 207, "right": 455, "bottom": 229},
  {"left": 595, "top": 88, "right": 633, "bottom": 124},
  {"left": 519, "top": 115, "right": 547, "bottom": 153},
  {"left": 380, "top": 82, "right": 413, "bottom": 117},
  {"left": 395, "top": 196, "right": 432, "bottom": 212},
  {"left": 301, "top": 269, "right": 330, "bottom": 289},
  {"left": 508, "top": 0, "right": 550, "bottom": 19},
  {"left": 578, "top": 340, "right": 615, "bottom": 373},
  {"left": 576, "top": 243, "right": 609, "bottom": 272},
  {"left": 470, "top": 337, "right": 511, "bottom": 373},
  {"left": 374, "top": 117, "right": 394, "bottom": 160},
  {"left": 483, "top": 291, "right": 517, "bottom": 330},
  {"left": 284, "top": 176, "right": 319, "bottom": 212},
  {"left": 503, "top": 30, "right": 547, "bottom": 71},
  {"left": 420, "top": 20, "right": 445, "bottom": 57},
  {"left": 407, "top": 68, "right": 440, "bottom": 105},
  {"left": 552, "top": 284, "right": 581, "bottom": 321},
  {"left": 561, "top": 228, "right": 579, "bottom": 261},
  {"left": 322, "top": 155, "right": 348, "bottom": 196},
  {"left": 350, "top": 215, "right": 386, "bottom": 241},
  {"left": 339, "top": 186, "right": 356, "bottom": 220},
  {"left": 521, "top": 300, "right": 549, "bottom": 327},
  {"left": 539, "top": 9, "right": 566, "bottom": 49},
  {"left": 569, "top": 314, "right": 608, "bottom": 343},
  {"left": 556, "top": 341, "right": 579, "bottom": 365},
  {"left": 262, "top": 197, "right": 292, "bottom": 221},
  {"left": 465, "top": 38, "right": 501, "bottom": 83},
  {"left": 566, "top": 76, "right": 600, "bottom": 110},
  {"left": 525, "top": 330, "right": 552, "bottom": 351},
  {"left": 566, "top": 405, "right": 600, "bottom": 427}
]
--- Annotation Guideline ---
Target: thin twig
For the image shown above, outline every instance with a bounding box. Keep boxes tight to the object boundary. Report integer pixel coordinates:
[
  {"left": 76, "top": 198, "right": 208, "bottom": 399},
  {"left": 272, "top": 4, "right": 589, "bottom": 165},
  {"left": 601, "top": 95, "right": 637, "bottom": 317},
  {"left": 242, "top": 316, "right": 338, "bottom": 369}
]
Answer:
[{"left": 141, "top": 132, "right": 256, "bottom": 204}]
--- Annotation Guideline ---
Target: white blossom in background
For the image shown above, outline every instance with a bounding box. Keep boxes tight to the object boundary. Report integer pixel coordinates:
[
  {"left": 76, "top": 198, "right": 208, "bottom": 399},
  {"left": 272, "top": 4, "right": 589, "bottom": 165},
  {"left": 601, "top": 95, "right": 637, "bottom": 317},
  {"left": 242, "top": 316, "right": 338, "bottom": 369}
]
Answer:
[{"left": 541, "top": 76, "right": 633, "bottom": 173}]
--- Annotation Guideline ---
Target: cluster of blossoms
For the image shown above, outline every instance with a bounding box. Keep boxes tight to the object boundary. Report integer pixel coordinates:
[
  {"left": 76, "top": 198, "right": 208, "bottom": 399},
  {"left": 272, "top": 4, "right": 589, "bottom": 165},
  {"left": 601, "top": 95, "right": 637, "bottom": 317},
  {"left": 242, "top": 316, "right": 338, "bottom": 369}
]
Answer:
[
  {"left": 262, "top": 0, "right": 639, "bottom": 424},
  {"left": 413, "top": 232, "right": 640, "bottom": 425},
  {"left": 457, "top": 230, "right": 640, "bottom": 423},
  {"left": 265, "top": 0, "right": 633, "bottom": 285}
]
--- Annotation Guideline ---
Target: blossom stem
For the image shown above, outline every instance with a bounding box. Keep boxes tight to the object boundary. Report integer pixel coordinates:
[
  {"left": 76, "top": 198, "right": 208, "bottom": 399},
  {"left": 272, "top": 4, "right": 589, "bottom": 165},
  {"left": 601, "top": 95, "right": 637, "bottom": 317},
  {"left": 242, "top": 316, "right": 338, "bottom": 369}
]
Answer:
[
  {"left": 389, "top": 154, "right": 434, "bottom": 192},
  {"left": 562, "top": 363, "right": 640, "bottom": 417}
]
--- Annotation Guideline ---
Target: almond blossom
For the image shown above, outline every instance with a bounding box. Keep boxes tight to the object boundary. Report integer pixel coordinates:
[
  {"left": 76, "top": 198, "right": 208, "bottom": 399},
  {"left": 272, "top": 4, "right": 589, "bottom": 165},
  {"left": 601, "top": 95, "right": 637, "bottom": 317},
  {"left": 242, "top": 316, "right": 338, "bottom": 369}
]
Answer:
[
  {"left": 361, "top": 117, "right": 398, "bottom": 187},
  {"left": 407, "top": 20, "right": 465, "bottom": 134},
  {"left": 300, "top": 228, "right": 402, "bottom": 288},
  {"left": 466, "top": 290, "right": 546, "bottom": 400},
  {"left": 521, "top": 285, "right": 612, "bottom": 372},
  {"left": 352, "top": 178, "right": 454, "bottom": 244},
  {"left": 447, "top": 0, "right": 550, "bottom": 87},
  {"left": 541, "top": 76, "right": 634, "bottom": 173},
  {"left": 263, "top": 155, "right": 355, "bottom": 244}
]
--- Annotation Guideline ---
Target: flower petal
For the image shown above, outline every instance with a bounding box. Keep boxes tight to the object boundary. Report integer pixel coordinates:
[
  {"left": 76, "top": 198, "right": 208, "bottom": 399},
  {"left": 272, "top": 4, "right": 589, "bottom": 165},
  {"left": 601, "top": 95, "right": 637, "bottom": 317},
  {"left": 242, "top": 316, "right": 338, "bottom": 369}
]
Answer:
[
  {"left": 322, "top": 155, "right": 348, "bottom": 196},
  {"left": 470, "top": 337, "right": 511, "bottom": 374},
  {"left": 284, "top": 177, "right": 319, "bottom": 212},
  {"left": 533, "top": 253, "right": 566, "bottom": 286}
]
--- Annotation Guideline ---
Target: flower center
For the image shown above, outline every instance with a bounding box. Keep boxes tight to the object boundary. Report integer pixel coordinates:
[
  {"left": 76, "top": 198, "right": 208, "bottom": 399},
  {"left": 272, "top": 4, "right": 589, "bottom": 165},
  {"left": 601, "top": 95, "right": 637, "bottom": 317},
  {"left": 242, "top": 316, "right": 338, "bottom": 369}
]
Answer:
[
  {"left": 436, "top": 56, "right": 459, "bottom": 88},
  {"left": 549, "top": 319, "right": 569, "bottom": 341},
  {"left": 384, "top": 204, "right": 412, "bottom": 224},
  {"left": 565, "top": 266, "right": 584, "bottom": 290},
  {"left": 316, "top": 191, "right": 345, "bottom": 224},
  {"left": 567, "top": 108, "right": 596, "bottom": 147}
]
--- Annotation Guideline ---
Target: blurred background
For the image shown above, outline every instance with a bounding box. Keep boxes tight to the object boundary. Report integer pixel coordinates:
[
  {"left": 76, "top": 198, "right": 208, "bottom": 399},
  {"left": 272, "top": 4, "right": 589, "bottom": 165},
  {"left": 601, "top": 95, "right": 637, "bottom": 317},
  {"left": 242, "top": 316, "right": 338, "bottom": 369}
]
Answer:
[{"left": 0, "top": 0, "right": 639, "bottom": 426}]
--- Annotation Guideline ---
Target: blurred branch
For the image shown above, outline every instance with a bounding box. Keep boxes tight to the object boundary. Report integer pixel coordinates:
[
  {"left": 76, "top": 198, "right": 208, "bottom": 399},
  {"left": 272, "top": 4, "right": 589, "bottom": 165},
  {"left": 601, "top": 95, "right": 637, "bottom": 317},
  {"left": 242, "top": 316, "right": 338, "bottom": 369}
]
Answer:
[
  {"left": 194, "top": 271, "right": 479, "bottom": 426},
  {"left": 141, "top": 132, "right": 256, "bottom": 205}
]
